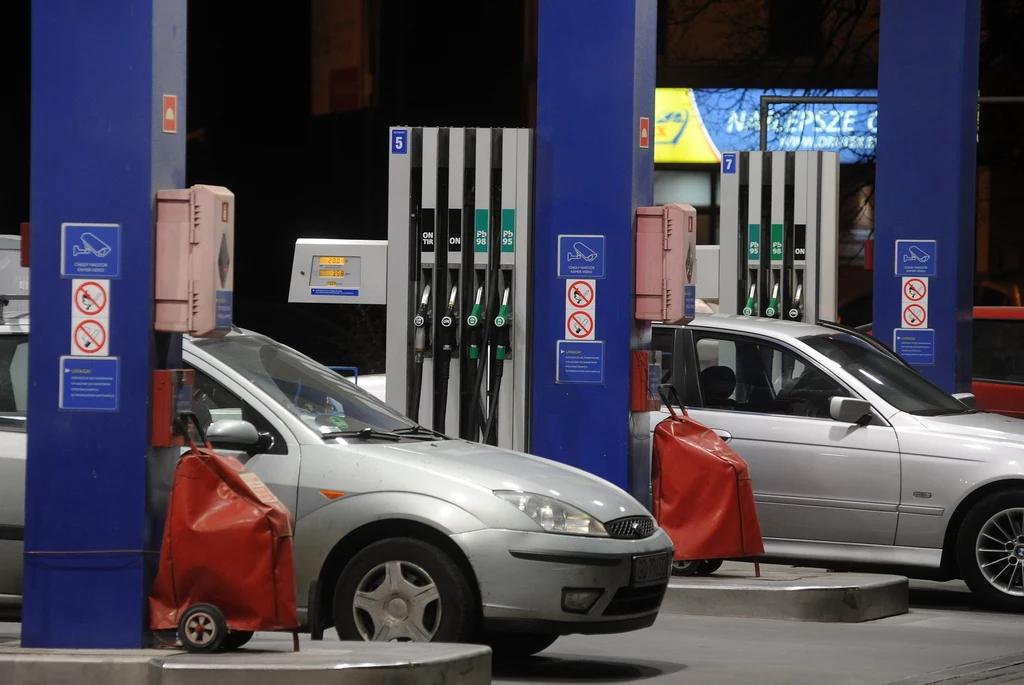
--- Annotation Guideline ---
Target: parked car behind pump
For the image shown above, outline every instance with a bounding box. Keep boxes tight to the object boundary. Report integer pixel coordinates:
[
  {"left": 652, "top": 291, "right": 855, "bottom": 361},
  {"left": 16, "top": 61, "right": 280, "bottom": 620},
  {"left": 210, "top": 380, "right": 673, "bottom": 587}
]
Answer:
[
  {"left": 653, "top": 313, "right": 1024, "bottom": 611},
  {"left": 860, "top": 306, "right": 1024, "bottom": 419},
  {"left": 0, "top": 314, "right": 673, "bottom": 656}
]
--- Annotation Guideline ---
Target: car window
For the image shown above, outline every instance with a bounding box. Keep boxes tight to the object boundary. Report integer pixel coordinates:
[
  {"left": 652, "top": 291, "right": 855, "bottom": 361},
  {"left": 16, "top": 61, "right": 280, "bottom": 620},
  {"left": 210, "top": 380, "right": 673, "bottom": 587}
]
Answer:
[
  {"left": 694, "top": 334, "right": 848, "bottom": 419},
  {"left": 974, "top": 319, "right": 1024, "bottom": 384},
  {"left": 0, "top": 334, "right": 28, "bottom": 432},
  {"left": 191, "top": 333, "right": 417, "bottom": 436},
  {"left": 189, "top": 366, "right": 287, "bottom": 455},
  {"left": 801, "top": 332, "right": 969, "bottom": 416}
]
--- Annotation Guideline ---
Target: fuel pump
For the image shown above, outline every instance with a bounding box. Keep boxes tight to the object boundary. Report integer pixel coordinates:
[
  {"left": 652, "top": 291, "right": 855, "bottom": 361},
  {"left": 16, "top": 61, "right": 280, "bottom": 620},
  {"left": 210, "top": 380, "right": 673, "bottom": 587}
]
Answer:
[{"left": 717, "top": 150, "right": 838, "bottom": 323}]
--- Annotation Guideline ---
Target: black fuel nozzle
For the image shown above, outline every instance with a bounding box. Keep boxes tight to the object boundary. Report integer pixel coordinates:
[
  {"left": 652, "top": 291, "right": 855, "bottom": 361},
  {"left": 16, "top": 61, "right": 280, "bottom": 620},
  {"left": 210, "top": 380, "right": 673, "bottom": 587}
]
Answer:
[
  {"left": 789, "top": 283, "right": 804, "bottom": 321},
  {"left": 439, "top": 286, "right": 458, "bottom": 354},
  {"left": 413, "top": 284, "right": 432, "bottom": 359}
]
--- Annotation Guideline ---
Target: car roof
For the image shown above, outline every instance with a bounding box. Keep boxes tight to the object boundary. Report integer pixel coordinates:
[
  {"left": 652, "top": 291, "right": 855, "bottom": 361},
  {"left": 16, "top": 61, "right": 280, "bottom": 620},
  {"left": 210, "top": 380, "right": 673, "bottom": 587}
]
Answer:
[{"left": 664, "top": 312, "right": 835, "bottom": 342}]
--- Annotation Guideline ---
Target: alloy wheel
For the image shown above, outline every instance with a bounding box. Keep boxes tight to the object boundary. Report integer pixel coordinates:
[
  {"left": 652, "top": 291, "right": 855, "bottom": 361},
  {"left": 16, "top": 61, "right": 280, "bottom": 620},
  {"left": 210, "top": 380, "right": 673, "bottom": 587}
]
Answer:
[{"left": 975, "top": 507, "right": 1024, "bottom": 597}]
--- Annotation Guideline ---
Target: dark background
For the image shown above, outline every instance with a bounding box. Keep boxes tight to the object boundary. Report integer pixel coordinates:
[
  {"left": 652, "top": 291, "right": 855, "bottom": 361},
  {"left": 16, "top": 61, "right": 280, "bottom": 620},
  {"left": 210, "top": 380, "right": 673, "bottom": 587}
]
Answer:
[{"left": 0, "top": 1, "right": 527, "bottom": 373}]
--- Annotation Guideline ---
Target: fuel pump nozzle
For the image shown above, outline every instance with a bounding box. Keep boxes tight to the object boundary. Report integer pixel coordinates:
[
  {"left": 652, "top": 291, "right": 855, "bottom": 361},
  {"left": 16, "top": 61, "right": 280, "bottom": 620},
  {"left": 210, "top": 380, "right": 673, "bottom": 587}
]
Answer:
[
  {"left": 742, "top": 284, "right": 757, "bottom": 317},
  {"left": 433, "top": 286, "right": 459, "bottom": 432},
  {"left": 765, "top": 282, "right": 780, "bottom": 318},
  {"left": 789, "top": 283, "right": 804, "bottom": 321},
  {"left": 483, "top": 287, "right": 511, "bottom": 445},
  {"left": 407, "top": 285, "right": 431, "bottom": 420}
]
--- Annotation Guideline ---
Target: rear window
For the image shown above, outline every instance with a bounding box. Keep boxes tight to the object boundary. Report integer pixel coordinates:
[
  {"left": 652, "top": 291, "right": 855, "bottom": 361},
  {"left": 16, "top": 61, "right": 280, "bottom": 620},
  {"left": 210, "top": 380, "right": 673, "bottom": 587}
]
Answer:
[{"left": 974, "top": 319, "right": 1024, "bottom": 384}]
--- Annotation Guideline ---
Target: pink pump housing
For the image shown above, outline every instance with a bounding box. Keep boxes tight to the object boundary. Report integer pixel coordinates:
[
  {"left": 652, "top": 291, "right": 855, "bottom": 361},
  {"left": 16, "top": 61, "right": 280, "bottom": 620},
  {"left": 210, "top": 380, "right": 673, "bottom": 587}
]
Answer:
[
  {"left": 155, "top": 185, "right": 235, "bottom": 337},
  {"left": 635, "top": 203, "right": 697, "bottom": 325}
]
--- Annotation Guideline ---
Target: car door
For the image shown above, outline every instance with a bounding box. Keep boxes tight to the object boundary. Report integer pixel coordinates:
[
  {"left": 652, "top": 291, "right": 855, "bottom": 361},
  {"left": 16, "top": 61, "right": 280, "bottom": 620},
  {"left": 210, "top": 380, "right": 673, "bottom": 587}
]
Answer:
[
  {"left": 183, "top": 356, "right": 302, "bottom": 516},
  {"left": 0, "top": 330, "right": 27, "bottom": 600},
  {"left": 657, "top": 327, "right": 901, "bottom": 546}
]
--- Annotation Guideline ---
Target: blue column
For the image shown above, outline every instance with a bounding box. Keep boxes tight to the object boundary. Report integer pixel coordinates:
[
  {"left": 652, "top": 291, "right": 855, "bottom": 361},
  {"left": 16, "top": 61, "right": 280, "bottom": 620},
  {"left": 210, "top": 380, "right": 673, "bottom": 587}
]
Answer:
[
  {"left": 531, "top": 0, "right": 656, "bottom": 496},
  {"left": 25, "top": 0, "right": 186, "bottom": 648},
  {"left": 874, "top": 1, "right": 980, "bottom": 392}
]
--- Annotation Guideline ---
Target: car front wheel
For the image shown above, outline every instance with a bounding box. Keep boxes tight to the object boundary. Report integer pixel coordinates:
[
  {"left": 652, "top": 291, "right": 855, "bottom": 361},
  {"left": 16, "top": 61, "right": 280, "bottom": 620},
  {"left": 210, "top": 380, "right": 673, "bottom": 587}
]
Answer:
[
  {"left": 333, "top": 537, "right": 477, "bottom": 642},
  {"left": 957, "top": 489, "right": 1024, "bottom": 612}
]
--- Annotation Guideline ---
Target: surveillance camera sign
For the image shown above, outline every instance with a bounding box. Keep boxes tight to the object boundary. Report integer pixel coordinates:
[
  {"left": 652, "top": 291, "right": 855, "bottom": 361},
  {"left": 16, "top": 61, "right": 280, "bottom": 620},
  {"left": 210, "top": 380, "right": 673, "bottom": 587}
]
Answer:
[
  {"left": 557, "top": 234, "right": 606, "bottom": 279},
  {"left": 61, "top": 223, "right": 121, "bottom": 278}
]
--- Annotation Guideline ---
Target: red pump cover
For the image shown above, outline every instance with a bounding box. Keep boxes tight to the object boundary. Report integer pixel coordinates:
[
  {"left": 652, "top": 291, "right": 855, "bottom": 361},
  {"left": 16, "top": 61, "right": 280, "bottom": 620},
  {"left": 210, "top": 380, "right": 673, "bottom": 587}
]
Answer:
[
  {"left": 150, "top": 437, "right": 299, "bottom": 633},
  {"left": 652, "top": 404, "right": 764, "bottom": 561}
]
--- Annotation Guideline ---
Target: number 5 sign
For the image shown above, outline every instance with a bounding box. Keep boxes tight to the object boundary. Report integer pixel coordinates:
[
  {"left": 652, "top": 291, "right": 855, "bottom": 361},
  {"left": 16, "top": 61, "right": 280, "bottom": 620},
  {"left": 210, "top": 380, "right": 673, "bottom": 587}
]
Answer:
[{"left": 391, "top": 129, "right": 408, "bottom": 155}]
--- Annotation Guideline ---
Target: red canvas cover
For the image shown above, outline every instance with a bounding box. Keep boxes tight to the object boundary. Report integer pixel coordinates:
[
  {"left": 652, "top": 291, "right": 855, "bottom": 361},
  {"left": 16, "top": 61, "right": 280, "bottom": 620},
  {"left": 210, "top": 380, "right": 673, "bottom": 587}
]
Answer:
[
  {"left": 652, "top": 403, "right": 764, "bottom": 561},
  {"left": 150, "top": 429, "right": 299, "bottom": 633}
]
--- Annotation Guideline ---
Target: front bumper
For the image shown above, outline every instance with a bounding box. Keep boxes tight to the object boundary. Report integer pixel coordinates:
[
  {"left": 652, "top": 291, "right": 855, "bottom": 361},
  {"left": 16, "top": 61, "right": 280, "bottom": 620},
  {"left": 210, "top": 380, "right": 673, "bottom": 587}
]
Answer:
[{"left": 451, "top": 527, "right": 674, "bottom": 636}]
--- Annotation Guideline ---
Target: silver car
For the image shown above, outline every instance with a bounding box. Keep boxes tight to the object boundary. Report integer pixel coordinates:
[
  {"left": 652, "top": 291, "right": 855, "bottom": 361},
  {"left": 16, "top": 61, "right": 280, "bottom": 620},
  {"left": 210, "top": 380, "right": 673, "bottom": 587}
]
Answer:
[
  {"left": 0, "top": 316, "right": 674, "bottom": 656},
  {"left": 653, "top": 314, "right": 1024, "bottom": 611}
]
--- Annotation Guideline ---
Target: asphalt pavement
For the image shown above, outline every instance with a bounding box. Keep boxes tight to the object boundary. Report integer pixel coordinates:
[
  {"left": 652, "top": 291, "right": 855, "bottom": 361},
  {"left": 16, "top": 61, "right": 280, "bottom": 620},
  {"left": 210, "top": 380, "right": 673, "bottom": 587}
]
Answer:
[{"left": 1, "top": 578, "right": 1022, "bottom": 685}]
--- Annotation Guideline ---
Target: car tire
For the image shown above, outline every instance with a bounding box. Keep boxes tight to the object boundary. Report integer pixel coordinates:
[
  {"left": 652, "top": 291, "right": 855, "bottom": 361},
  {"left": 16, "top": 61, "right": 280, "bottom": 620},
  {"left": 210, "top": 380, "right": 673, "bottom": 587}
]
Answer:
[
  {"left": 695, "top": 559, "right": 723, "bottom": 576},
  {"left": 957, "top": 489, "right": 1024, "bottom": 612},
  {"left": 671, "top": 559, "right": 702, "bottom": 576},
  {"left": 483, "top": 632, "right": 558, "bottom": 660},
  {"left": 333, "top": 537, "right": 477, "bottom": 643}
]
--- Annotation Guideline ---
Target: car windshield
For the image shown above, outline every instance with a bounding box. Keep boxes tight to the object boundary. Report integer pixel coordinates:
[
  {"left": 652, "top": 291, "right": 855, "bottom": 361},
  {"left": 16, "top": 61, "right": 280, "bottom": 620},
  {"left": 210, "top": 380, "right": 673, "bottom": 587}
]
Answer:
[
  {"left": 191, "top": 334, "right": 418, "bottom": 437},
  {"left": 800, "top": 332, "right": 971, "bottom": 416}
]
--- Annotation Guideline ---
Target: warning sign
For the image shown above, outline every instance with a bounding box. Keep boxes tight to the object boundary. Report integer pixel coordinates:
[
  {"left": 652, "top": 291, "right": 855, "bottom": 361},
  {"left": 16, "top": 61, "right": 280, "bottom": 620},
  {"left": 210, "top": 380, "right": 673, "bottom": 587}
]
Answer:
[
  {"left": 567, "top": 311, "right": 595, "bottom": 340},
  {"left": 162, "top": 94, "right": 178, "bottom": 134},
  {"left": 903, "top": 304, "right": 927, "bottom": 328},
  {"left": 903, "top": 278, "right": 927, "bottom": 302},
  {"left": 73, "top": 279, "right": 109, "bottom": 317},
  {"left": 72, "top": 318, "right": 108, "bottom": 356},
  {"left": 639, "top": 117, "right": 650, "bottom": 149},
  {"left": 566, "top": 280, "right": 595, "bottom": 308}
]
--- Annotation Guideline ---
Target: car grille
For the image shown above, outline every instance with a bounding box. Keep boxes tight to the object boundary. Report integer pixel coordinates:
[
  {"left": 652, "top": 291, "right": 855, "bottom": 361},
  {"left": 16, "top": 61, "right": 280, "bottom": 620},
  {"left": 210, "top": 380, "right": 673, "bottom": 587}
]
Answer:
[
  {"left": 605, "top": 516, "right": 656, "bottom": 539},
  {"left": 602, "top": 584, "right": 667, "bottom": 616}
]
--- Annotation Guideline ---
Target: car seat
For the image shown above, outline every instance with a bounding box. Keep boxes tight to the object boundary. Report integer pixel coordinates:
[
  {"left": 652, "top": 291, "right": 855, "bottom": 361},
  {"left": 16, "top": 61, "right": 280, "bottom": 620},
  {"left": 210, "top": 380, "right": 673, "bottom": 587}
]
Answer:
[{"left": 700, "top": 366, "right": 737, "bottom": 409}]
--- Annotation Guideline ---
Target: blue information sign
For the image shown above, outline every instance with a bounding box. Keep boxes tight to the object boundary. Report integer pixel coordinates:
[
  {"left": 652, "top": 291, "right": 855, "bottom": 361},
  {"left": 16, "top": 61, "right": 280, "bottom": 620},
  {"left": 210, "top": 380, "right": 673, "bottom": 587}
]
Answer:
[
  {"left": 391, "top": 129, "right": 408, "bottom": 155},
  {"left": 215, "top": 290, "right": 233, "bottom": 329},
  {"left": 895, "top": 240, "right": 937, "bottom": 277},
  {"left": 684, "top": 284, "right": 696, "bottom": 319},
  {"left": 61, "top": 223, "right": 121, "bottom": 278},
  {"left": 59, "top": 356, "right": 119, "bottom": 411},
  {"left": 556, "top": 340, "right": 605, "bottom": 384},
  {"left": 722, "top": 152, "right": 737, "bottom": 174},
  {"left": 311, "top": 288, "right": 360, "bottom": 297},
  {"left": 894, "top": 328, "right": 935, "bottom": 366},
  {"left": 557, "top": 234, "right": 606, "bottom": 278}
]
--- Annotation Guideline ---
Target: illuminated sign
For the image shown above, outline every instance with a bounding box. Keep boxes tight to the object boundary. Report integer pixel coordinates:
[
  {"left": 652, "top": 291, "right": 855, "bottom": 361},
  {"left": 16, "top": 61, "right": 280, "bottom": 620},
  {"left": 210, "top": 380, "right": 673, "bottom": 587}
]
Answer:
[
  {"left": 654, "top": 88, "right": 878, "bottom": 165},
  {"left": 319, "top": 269, "right": 346, "bottom": 278},
  {"left": 319, "top": 256, "right": 346, "bottom": 265}
]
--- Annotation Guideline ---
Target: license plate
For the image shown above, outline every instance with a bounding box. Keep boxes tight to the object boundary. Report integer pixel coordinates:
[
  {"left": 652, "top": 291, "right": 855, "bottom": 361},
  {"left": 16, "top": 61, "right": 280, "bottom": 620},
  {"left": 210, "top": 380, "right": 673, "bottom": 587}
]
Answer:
[{"left": 631, "top": 552, "right": 670, "bottom": 587}]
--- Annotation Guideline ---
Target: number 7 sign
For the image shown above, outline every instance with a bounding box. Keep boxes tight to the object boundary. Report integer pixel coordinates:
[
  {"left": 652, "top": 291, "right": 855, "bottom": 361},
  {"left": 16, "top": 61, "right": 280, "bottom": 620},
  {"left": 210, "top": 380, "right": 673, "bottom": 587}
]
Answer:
[{"left": 722, "top": 152, "right": 737, "bottom": 174}]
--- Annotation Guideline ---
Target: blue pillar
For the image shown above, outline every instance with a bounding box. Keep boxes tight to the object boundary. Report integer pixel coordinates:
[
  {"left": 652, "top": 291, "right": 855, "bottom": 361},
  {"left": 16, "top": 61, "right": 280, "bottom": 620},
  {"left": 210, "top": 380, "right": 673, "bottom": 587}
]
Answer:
[
  {"left": 25, "top": 0, "right": 186, "bottom": 648},
  {"left": 531, "top": 0, "right": 656, "bottom": 497},
  {"left": 874, "top": 1, "right": 980, "bottom": 392}
]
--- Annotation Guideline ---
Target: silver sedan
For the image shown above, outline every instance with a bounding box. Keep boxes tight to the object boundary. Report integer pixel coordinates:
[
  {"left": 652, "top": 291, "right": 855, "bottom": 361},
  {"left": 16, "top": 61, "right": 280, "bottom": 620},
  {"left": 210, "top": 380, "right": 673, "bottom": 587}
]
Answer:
[
  {"left": 0, "top": 318, "right": 673, "bottom": 657},
  {"left": 653, "top": 314, "right": 1024, "bottom": 611}
]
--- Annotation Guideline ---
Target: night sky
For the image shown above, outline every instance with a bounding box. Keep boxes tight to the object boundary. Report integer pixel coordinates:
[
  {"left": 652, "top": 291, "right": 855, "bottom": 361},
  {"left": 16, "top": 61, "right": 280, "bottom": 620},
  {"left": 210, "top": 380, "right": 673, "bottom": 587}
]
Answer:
[{"left": 0, "top": 1, "right": 526, "bottom": 372}]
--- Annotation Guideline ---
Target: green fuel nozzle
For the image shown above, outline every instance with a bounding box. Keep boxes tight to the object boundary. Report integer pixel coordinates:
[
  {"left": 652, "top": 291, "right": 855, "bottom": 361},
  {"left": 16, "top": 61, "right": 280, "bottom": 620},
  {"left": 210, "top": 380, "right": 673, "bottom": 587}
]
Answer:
[
  {"left": 467, "top": 286, "right": 484, "bottom": 360},
  {"left": 765, "top": 282, "right": 780, "bottom": 318},
  {"left": 494, "top": 288, "right": 511, "bottom": 362},
  {"left": 742, "top": 284, "right": 757, "bottom": 317}
]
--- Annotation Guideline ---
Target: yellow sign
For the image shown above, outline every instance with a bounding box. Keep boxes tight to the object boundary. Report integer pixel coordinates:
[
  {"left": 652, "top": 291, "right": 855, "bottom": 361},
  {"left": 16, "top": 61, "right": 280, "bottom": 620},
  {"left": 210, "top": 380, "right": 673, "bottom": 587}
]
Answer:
[
  {"left": 319, "top": 256, "right": 346, "bottom": 265},
  {"left": 319, "top": 270, "right": 346, "bottom": 278},
  {"left": 654, "top": 88, "right": 721, "bottom": 164}
]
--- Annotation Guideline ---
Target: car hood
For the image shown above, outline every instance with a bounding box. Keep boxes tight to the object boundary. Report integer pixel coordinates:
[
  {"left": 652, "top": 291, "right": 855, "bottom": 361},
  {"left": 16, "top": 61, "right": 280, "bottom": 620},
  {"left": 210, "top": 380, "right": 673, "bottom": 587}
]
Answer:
[
  {"left": 345, "top": 438, "right": 648, "bottom": 522},
  {"left": 900, "top": 411, "right": 1024, "bottom": 461}
]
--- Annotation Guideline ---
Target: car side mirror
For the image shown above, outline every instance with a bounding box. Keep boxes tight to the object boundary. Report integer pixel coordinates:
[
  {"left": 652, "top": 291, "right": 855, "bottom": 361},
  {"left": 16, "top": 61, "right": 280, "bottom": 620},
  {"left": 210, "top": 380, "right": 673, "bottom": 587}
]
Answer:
[
  {"left": 829, "top": 397, "right": 873, "bottom": 425},
  {"left": 207, "top": 419, "right": 260, "bottom": 451},
  {"left": 952, "top": 392, "right": 976, "bottom": 409}
]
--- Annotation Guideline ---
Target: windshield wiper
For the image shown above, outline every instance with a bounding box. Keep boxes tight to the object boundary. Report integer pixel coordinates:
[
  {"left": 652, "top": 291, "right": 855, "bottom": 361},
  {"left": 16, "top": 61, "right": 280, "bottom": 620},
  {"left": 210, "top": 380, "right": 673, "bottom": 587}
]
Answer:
[
  {"left": 321, "top": 428, "right": 403, "bottom": 442},
  {"left": 392, "top": 425, "right": 449, "bottom": 440}
]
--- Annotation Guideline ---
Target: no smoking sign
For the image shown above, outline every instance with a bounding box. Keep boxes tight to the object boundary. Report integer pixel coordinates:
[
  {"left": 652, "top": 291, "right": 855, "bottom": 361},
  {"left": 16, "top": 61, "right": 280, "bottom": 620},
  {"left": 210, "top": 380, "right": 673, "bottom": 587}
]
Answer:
[
  {"left": 900, "top": 276, "right": 929, "bottom": 329},
  {"left": 70, "top": 278, "right": 112, "bottom": 357},
  {"left": 565, "top": 279, "right": 596, "bottom": 340}
]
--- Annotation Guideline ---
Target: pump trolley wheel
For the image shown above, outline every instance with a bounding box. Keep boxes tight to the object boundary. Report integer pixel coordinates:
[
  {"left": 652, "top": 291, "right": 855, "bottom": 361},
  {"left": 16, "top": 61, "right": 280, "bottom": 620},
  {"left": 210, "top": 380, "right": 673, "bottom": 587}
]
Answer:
[
  {"left": 178, "top": 603, "right": 228, "bottom": 653},
  {"left": 671, "top": 559, "right": 703, "bottom": 576}
]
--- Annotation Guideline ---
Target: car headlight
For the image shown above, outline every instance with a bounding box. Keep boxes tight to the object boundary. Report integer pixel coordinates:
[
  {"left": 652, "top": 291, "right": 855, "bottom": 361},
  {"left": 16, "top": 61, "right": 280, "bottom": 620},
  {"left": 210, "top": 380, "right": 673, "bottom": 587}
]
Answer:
[{"left": 494, "top": 491, "right": 608, "bottom": 536}]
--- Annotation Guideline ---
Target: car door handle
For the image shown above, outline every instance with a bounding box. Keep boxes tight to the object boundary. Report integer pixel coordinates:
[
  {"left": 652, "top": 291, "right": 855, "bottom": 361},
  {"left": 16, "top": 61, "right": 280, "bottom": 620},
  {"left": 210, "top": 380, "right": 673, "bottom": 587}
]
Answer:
[{"left": 713, "top": 429, "right": 732, "bottom": 443}]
